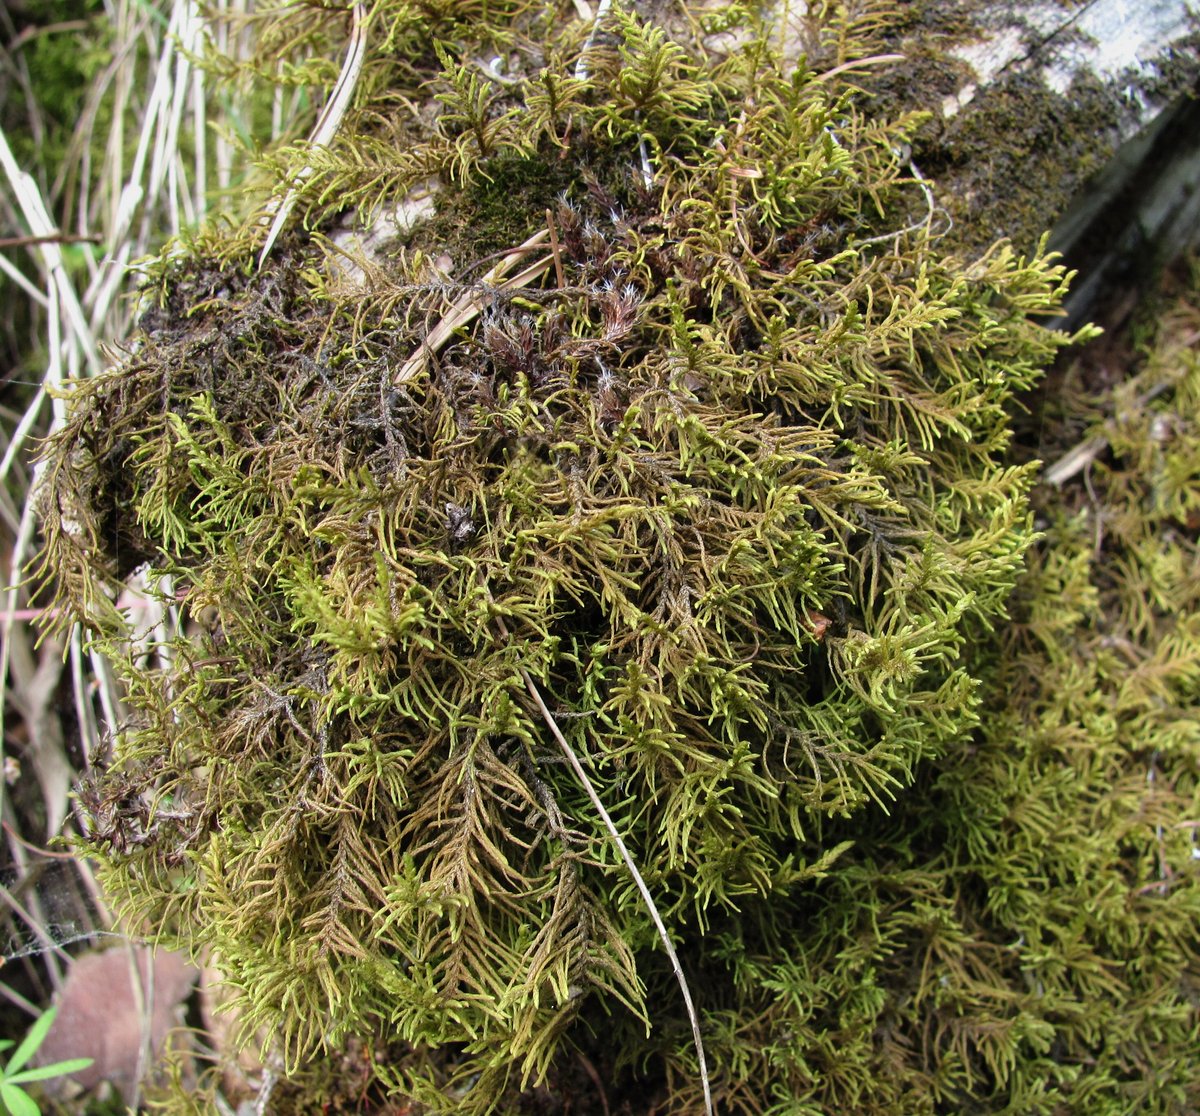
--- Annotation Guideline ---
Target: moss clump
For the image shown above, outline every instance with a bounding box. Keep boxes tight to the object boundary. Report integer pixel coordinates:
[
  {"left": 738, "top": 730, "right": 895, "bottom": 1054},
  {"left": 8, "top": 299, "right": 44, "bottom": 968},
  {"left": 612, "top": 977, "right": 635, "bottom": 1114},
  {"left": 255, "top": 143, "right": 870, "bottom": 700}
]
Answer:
[
  {"left": 35, "top": 5, "right": 1129, "bottom": 1113},
  {"left": 816, "top": 266, "right": 1200, "bottom": 1112},
  {"left": 408, "top": 151, "right": 579, "bottom": 263}
]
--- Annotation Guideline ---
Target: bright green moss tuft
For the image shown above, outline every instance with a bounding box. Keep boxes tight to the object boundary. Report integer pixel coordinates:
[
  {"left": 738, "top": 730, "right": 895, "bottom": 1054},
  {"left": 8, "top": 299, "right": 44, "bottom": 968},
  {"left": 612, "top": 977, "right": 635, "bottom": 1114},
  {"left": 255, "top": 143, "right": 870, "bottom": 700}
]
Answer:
[{"left": 35, "top": 4, "right": 1170, "bottom": 1113}]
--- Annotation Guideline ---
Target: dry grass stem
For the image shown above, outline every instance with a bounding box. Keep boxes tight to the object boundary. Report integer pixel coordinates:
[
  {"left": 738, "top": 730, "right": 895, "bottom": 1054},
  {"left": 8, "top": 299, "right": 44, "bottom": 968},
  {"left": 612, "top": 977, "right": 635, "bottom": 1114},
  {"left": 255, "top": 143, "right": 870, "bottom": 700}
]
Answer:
[
  {"left": 259, "top": 2, "right": 369, "bottom": 267},
  {"left": 395, "top": 228, "right": 551, "bottom": 383}
]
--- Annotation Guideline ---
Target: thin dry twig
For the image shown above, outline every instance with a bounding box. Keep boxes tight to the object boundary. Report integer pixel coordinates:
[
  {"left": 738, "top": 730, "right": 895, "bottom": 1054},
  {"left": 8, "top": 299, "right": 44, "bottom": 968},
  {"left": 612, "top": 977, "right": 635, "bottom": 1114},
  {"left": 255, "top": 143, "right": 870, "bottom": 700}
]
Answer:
[
  {"left": 1043, "top": 377, "right": 1178, "bottom": 486},
  {"left": 1043, "top": 435, "right": 1109, "bottom": 487},
  {"left": 812, "top": 52, "right": 905, "bottom": 83},
  {"left": 516, "top": 663, "right": 715, "bottom": 1116},
  {"left": 395, "top": 228, "right": 551, "bottom": 383},
  {"left": 0, "top": 234, "right": 101, "bottom": 249}
]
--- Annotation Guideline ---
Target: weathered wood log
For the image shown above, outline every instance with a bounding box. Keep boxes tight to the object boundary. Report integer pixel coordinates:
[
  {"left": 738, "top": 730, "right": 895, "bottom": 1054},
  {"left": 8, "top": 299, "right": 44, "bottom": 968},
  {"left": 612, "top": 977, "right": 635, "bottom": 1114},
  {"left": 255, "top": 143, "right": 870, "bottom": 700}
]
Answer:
[{"left": 856, "top": 0, "right": 1200, "bottom": 323}]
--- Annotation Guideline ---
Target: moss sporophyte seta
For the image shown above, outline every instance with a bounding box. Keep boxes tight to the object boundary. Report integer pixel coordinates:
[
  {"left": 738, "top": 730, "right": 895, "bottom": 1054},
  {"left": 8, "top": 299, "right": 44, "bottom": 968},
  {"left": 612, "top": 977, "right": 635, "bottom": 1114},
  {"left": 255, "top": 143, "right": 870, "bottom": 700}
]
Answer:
[{"left": 37, "top": 5, "right": 1198, "bottom": 1114}]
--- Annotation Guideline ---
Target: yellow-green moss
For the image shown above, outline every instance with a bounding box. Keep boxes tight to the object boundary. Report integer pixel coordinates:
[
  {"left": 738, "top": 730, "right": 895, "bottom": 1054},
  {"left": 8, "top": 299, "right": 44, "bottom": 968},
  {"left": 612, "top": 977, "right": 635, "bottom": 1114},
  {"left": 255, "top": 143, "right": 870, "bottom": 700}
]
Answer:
[{"left": 40, "top": 5, "right": 1200, "bottom": 1115}]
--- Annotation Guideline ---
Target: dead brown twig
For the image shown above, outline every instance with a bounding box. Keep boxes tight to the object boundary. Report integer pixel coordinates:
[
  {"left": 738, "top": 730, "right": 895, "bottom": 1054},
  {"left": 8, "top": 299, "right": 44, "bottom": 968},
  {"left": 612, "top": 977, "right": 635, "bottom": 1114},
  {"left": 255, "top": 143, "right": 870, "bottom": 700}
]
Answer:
[
  {"left": 394, "top": 228, "right": 551, "bottom": 384},
  {"left": 0, "top": 234, "right": 101, "bottom": 249}
]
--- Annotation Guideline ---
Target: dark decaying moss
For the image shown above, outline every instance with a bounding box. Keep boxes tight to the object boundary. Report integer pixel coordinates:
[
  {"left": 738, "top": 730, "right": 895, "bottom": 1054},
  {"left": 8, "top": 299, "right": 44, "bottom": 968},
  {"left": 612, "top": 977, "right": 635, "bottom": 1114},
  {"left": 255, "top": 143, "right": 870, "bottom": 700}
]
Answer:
[{"left": 34, "top": 4, "right": 1200, "bottom": 1113}]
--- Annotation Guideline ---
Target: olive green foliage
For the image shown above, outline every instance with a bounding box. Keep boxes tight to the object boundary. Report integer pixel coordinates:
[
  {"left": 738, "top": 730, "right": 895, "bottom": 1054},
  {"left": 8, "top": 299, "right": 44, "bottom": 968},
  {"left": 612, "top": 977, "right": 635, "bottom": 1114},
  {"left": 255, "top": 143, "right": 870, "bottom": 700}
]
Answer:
[
  {"left": 35, "top": 2, "right": 1171, "bottom": 1112},
  {"left": 0, "top": 1007, "right": 93, "bottom": 1116},
  {"left": 810, "top": 277, "right": 1200, "bottom": 1113}
]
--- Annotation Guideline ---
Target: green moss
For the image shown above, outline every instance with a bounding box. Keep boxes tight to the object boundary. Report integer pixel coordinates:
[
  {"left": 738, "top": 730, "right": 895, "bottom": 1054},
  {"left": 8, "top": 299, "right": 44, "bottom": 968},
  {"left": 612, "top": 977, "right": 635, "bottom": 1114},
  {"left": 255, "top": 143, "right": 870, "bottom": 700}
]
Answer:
[
  {"left": 409, "top": 150, "right": 585, "bottom": 263},
  {"left": 37, "top": 4, "right": 1200, "bottom": 1114},
  {"left": 404, "top": 128, "right": 711, "bottom": 278}
]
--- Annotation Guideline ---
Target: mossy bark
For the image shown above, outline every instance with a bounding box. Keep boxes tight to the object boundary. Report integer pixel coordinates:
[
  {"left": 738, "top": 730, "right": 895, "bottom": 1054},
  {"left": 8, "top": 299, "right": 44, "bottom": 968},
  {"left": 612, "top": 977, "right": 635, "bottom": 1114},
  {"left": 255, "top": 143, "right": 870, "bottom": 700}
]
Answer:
[{"left": 851, "top": 0, "right": 1200, "bottom": 272}]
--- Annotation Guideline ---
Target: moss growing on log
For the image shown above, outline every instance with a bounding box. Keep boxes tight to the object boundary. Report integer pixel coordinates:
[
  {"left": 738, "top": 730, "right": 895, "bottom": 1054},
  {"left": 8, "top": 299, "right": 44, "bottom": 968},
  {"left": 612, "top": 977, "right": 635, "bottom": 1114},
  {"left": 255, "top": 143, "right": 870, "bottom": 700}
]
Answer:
[
  {"left": 38, "top": 4, "right": 1200, "bottom": 1113},
  {"left": 854, "top": 1, "right": 1200, "bottom": 257}
]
